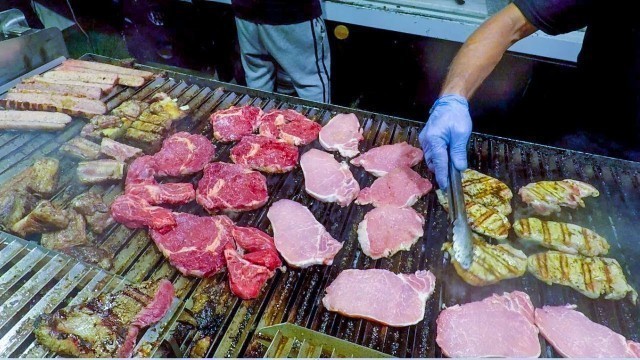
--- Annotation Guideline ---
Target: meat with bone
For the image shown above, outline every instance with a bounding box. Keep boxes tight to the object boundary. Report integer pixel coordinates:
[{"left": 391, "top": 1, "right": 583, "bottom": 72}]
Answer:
[
  {"left": 231, "top": 226, "right": 282, "bottom": 271},
  {"left": 357, "top": 206, "right": 424, "bottom": 259},
  {"left": 152, "top": 132, "right": 215, "bottom": 177},
  {"left": 23, "top": 76, "right": 115, "bottom": 92},
  {"left": 230, "top": 135, "right": 299, "bottom": 173},
  {"left": 11, "top": 81, "right": 103, "bottom": 99},
  {"left": 126, "top": 155, "right": 158, "bottom": 186},
  {"left": 34, "top": 279, "right": 174, "bottom": 358},
  {"left": 356, "top": 167, "right": 432, "bottom": 207},
  {"left": 514, "top": 218, "right": 610, "bottom": 256},
  {"left": 60, "top": 137, "right": 101, "bottom": 160},
  {"left": 318, "top": 113, "right": 363, "bottom": 158},
  {"left": 42, "top": 69, "right": 119, "bottom": 85},
  {"left": 350, "top": 142, "right": 423, "bottom": 177},
  {"left": 300, "top": 149, "right": 360, "bottom": 207},
  {"left": 436, "top": 291, "right": 540, "bottom": 358},
  {"left": 11, "top": 200, "right": 70, "bottom": 237},
  {"left": 57, "top": 64, "right": 146, "bottom": 87},
  {"left": 322, "top": 269, "right": 436, "bottom": 327},
  {"left": 210, "top": 105, "right": 263, "bottom": 142},
  {"left": 40, "top": 210, "right": 87, "bottom": 251},
  {"left": 100, "top": 138, "right": 143, "bottom": 162},
  {"left": 112, "top": 99, "right": 150, "bottom": 119},
  {"left": 267, "top": 199, "right": 342, "bottom": 267},
  {"left": 63, "top": 59, "right": 155, "bottom": 79},
  {"left": 71, "top": 192, "right": 114, "bottom": 234},
  {"left": 519, "top": 179, "right": 599, "bottom": 215},
  {"left": 0, "top": 190, "right": 38, "bottom": 229},
  {"left": 535, "top": 305, "right": 640, "bottom": 358},
  {"left": 196, "top": 162, "right": 268, "bottom": 213},
  {"left": 2, "top": 92, "right": 107, "bottom": 117},
  {"left": 27, "top": 157, "right": 59, "bottom": 197},
  {"left": 126, "top": 183, "right": 196, "bottom": 205},
  {"left": 0, "top": 110, "right": 72, "bottom": 131},
  {"left": 436, "top": 190, "right": 511, "bottom": 240},
  {"left": 111, "top": 194, "right": 176, "bottom": 233},
  {"left": 259, "top": 109, "right": 321, "bottom": 145},
  {"left": 77, "top": 159, "right": 125, "bottom": 185},
  {"left": 150, "top": 213, "right": 234, "bottom": 277}
]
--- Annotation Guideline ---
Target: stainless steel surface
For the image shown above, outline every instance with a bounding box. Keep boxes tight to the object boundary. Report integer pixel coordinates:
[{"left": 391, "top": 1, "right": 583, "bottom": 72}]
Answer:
[
  {"left": 0, "top": 9, "right": 32, "bottom": 37},
  {"left": 0, "top": 56, "right": 65, "bottom": 95},
  {"left": 447, "top": 162, "right": 473, "bottom": 270}
]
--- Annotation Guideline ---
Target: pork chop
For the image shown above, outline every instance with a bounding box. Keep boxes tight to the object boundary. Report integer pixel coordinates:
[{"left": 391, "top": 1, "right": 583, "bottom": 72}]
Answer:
[
  {"left": 322, "top": 269, "right": 436, "bottom": 327},
  {"left": 519, "top": 179, "right": 599, "bottom": 215},
  {"left": 152, "top": 132, "right": 215, "bottom": 177},
  {"left": 267, "top": 199, "right": 342, "bottom": 267},
  {"left": 356, "top": 167, "right": 432, "bottom": 207},
  {"left": 436, "top": 291, "right": 540, "bottom": 358},
  {"left": 125, "top": 182, "right": 195, "bottom": 205},
  {"left": 357, "top": 206, "right": 424, "bottom": 259},
  {"left": 230, "top": 135, "right": 299, "bottom": 173},
  {"left": 350, "top": 142, "right": 423, "bottom": 177},
  {"left": 318, "top": 113, "right": 363, "bottom": 158},
  {"left": 196, "top": 162, "right": 268, "bottom": 213},
  {"left": 110, "top": 194, "right": 176, "bottom": 233},
  {"left": 210, "top": 105, "right": 263, "bottom": 142},
  {"left": 258, "top": 109, "right": 321, "bottom": 145},
  {"left": 300, "top": 149, "right": 360, "bottom": 207}
]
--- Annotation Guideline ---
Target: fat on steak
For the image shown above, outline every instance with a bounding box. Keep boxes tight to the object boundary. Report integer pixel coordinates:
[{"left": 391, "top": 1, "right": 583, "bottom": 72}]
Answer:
[
  {"left": 356, "top": 166, "right": 432, "bottom": 207},
  {"left": 322, "top": 269, "right": 436, "bottom": 327},
  {"left": 267, "top": 199, "right": 342, "bottom": 267},
  {"left": 350, "top": 142, "right": 423, "bottom": 177},
  {"left": 258, "top": 108, "right": 321, "bottom": 145},
  {"left": 357, "top": 206, "right": 424, "bottom": 259},
  {"left": 152, "top": 132, "right": 215, "bottom": 177},
  {"left": 125, "top": 182, "right": 195, "bottom": 205},
  {"left": 318, "top": 113, "right": 363, "bottom": 158},
  {"left": 300, "top": 149, "right": 360, "bottom": 207},
  {"left": 232, "top": 226, "right": 282, "bottom": 271},
  {"left": 518, "top": 179, "right": 599, "bottom": 215},
  {"left": 110, "top": 194, "right": 176, "bottom": 233},
  {"left": 230, "top": 135, "right": 299, "bottom": 173},
  {"left": 210, "top": 105, "right": 263, "bottom": 142},
  {"left": 196, "top": 162, "right": 268, "bottom": 213}
]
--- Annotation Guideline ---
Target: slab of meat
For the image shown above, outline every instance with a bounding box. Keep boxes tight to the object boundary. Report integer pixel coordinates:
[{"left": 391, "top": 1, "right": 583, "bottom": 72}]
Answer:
[
  {"left": 436, "top": 291, "right": 540, "bottom": 358},
  {"left": 152, "top": 132, "right": 215, "bottom": 177},
  {"left": 112, "top": 100, "right": 150, "bottom": 120},
  {"left": 350, "top": 142, "right": 423, "bottom": 177},
  {"left": 356, "top": 167, "right": 432, "bottom": 207},
  {"left": 57, "top": 64, "right": 146, "bottom": 87},
  {"left": 322, "top": 269, "right": 436, "bottom": 327},
  {"left": 126, "top": 155, "right": 158, "bottom": 185},
  {"left": 0, "top": 190, "right": 37, "bottom": 229},
  {"left": 535, "top": 305, "right": 640, "bottom": 358},
  {"left": 519, "top": 179, "right": 600, "bottom": 215},
  {"left": 12, "top": 81, "right": 104, "bottom": 99},
  {"left": 42, "top": 70, "right": 119, "bottom": 85},
  {"left": 60, "top": 137, "right": 101, "bottom": 160},
  {"left": 210, "top": 105, "right": 263, "bottom": 142},
  {"left": 300, "top": 149, "right": 360, "bottom": 207},
  {"left": 267, "top": 199, "right": 342, "bottom": 267},
  {"left": 63, "top": 59, "right": 155, "bottom": 79},
  {"left": 11, "top": 200, "right": 70, "bottom": 237},
  {"left": 318, "top": 113, "right": 363, "bottom": 158},
  {"left": 34, "top": 279, "right": 174, "bottom": 358},
  {"left": 40, "top": 210, "right": 87, "bottom": 251},
  {"left": 514, "top": 218, "right": 610, "bottom": 256},
  {"left": 357, "top": 206, "right": 424, "bottom": 259},
  {"left": 126, "top": 183, "right": 196, "bottom": 205},
  {"left": 27, "top": 157, "right": 59, "bottom": 197},
  {"left": 230, "top": 135, "right": 299, "bottom": 173},
  {"left": 24, "top": 76, "right": 114, "bottom": 92},
  {"left": 71, "top": 192, "right": 114, "bottom": 234},
  {"left": 149, "top": 213, "right": 234, "bottom": 277},
  {"left": 77, "top": 159, "right": 125, "bottom": 185},
  {"left": 196, "top": 162, "right": 268, "bottom": 213},
  {"left": 259, "top": 109, "right": 321, "bottom": 145},
  {"left": 2, "top": 92, "right": 107, "bottom": 116},
  {"left": 232, "top": 226, "right": 282, "bottom": 270},
  {"left": 0, "top": 109, "right": 72, "bottom": 131},
  {"left": 111, "top": 194, "right": 176, "bottom": 233},
  {"left": 100, "top": 138, "right": 143, "bottom": 162}
]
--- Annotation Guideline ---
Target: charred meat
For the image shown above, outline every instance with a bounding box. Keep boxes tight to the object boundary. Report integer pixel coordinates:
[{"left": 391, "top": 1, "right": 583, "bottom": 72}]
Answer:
[
  {"left": 519, "top": 179, "right": 599, "bottom": 215},
  {"left": 514, "top": 218, "right": 610, "bottom": 256},
  {"left": 11, "top": 200, "right": 69, "bottom": 237},
  {"left": 40, "top": 210, "right": 87, "bottom": 250},
  {"left": 60, "top": 137, "right": 101, "bottom": 160},
  {"left": 77, "top": 160, "right": 125, "bottom": 185},
  {"left": 28, "top": 157, "right": 59, "bottom": 197},
  {"left": 61, "top": 245, "right": 113, "bottom": 270},
  {"left": 71, "top": 192, "right": 114, "bottom": 234},
  {"left": 0, "top": 190, "right": 38, "bottom": 229}
]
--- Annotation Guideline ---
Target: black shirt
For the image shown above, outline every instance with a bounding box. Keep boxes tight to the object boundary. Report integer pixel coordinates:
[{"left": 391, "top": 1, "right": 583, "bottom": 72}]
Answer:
[{"left": 231, "top": 0, "right": 322, "bottom": 25}]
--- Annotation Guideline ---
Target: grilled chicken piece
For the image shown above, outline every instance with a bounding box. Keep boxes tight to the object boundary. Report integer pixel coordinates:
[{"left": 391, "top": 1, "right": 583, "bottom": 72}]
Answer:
[
  {"left": 61, "top": 245, "right": 113, "bottom": 270},
  {"left": 27, "top": 157, "right": 59, "bottom": 197},
  {"left": 11, "top": 200, "right": 70, "bottom": 237},
  {"left": 514, "top": 218, "right": 610, "bottom": 256},
  {"left": 442, "top": 234, "right": 526, "bottom": 286},
  {"left": 71, "top": 192, "right": 114, "bottom": 234},
  {"left": 437, "top": 190, "right": 511, "bottom": 240},
  {"left": 519, "top": 179, "right": 599, "bottom": 215},
  {"left": 461, "top": 169, "right": 513, "bottom": 215},
  {"left": 34, "top": 279, "right": 175, "bottom": 358},
  {"left": 0, "top": 190, "right": 38, "bottom": 229},
  {"left": 527, "top": 251, "right": 638, "bottom": 303},
  {"left": 60, "top": 137, "right": 101, "bottom": 160},
  {"left": 112, "top": 100, "right": 149, "bottom": 120},
  {"left": 40, "top": 210, "right": 87, "bottom": 250},
  {"left": 77, "top": 160, "right": 125, "bottom": 185}
]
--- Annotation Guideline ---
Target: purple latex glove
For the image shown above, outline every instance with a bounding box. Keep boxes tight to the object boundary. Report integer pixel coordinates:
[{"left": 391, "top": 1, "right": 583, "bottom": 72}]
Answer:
[{"left": 418, "top": 94, "right": 472, "bottom": 189}]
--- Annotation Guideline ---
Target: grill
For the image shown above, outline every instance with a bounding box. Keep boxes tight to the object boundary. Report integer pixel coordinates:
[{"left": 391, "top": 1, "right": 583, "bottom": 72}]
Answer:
[{"left": 0, "top": 54, "right": 639, "bottom": 357}]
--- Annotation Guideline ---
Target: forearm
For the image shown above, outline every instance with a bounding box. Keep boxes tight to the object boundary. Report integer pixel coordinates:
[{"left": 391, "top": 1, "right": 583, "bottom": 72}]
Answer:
[{"left": 441, "top": 4, "right": 537, "bottom": 99}]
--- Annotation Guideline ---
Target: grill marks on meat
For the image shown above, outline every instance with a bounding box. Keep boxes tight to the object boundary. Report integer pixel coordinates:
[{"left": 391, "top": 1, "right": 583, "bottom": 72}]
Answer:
[
  {"left": 34, "top": 279, "right": 174, "bottom": 358},
  {"left": 514, "top": 218, "right": 610, "bottom": 256},
  {"left": 112, "top": 100, "right": 150, "bottom": 120},
  {"left": 126, "top": 156, "right": 158, "bottom": 185},
  {"left": 258, "top": 109, "right": 321, "bottom": 146},
  {"left": 0, "top": 110, "right": 72, "bottom": 131},
  {"left": 356, "top": 167, "right": 432, "bottom": 207},
  {"left": 300, "top": 149, "right": 360, "bottom": 207},
  {"left": 153, "top": 132, "right": 215, "bottom": 177},
  {"left": 196, "top": 162, "right": 268, "bottom": 213},
  {"left": 318, "top": 113, "right": 363, "bottom": 158},
  {"left": 111, "top": 194, "right": 176, "bottom": 233},
  {"left": 210, "top": 105, "right": 263, "bottom": 142},
  {"left": 357, "top": 206, "right": 424, "bottom": 259},
  {"left": 2, "top": 91, "right": 107, "bottom": 117},
  {"left": 461, "top": 169, "right": 513, "bottom": 215},
  {"left": 350, "top": 142, "right": 422, "bottom": 177},
  {"left": 519, "top": 179, "right": 599, "bottom": 215},
  {"left": 126, "top": 183, "right": 195, "bottom": 205},
  {"left": 60, "top": 137, "right": 101, "bottom": 160},
  {"left": 322, "top": 269, "right": 436, "bottom": 327},
  {"left": 436, "top": 291, "right": 540, "bottom": 358},
  {"left": 230, "top": 135, "right": 299, "bottom": 173},
  {"left": 436, "top": 190, "right": 511, "bottom": 240}
]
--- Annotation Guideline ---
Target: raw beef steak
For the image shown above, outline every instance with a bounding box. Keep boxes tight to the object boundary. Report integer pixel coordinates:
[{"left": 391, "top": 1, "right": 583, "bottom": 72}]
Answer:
[
  {"left": 350, "top": 142, "right": 423, "bottom": 177},
  {"left": 300, "top": 149, "right": 360, "bottom": 207},
  {"left": 356, "top": 167, "right": 432, "bottom": 207},
  {"left": 125, "top": 183, "right": 195, "bottom": 205},
  {"left": 110, "top": 194, "right": 175, "bottom": 233},
  {"left": 357, "top": 206, "right": 424, "bottom": 259},
  {"left": 153, "top": 132, "right": 215, "bottom": 177},
  {"left": 267, "top": 199, "right": 342, "bottom": 267},
  {"left": 258, "top": 109, "right": 321, "bottom": 145},
  {"left": 196, "top": 162, "right": 268, "bottom": 212},
  {"left": 318, "top": 113, "right": 363, "bottom": 158},
  {"left": 210, "top": 105, "right": 263, "bottom": 142},
  {"left": 230, "top": 135, "right": 299, "bottom": 173},
  {"left": 125, "top": 155, "right": 158, "bottom": 186},
  {"left": 322, "top": 269, "right": 436, "bottom": 327},
  {"left": 232, "top": 226, "right": 282, "bottom": 270}
]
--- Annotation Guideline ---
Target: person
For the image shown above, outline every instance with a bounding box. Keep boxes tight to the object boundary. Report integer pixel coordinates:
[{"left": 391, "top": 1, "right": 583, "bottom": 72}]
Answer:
[
  {"left": 231, "top": 0, "right": 331, "bottom": 103},
  {"left": 419, "top": 0, "right": 639, "bottom": 189}
]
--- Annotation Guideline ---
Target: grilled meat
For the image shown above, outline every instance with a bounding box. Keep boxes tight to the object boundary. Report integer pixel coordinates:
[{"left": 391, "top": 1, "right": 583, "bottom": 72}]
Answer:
[
  {"left": 1, "top": 92, "right": 107, "bottom": 117},
  {"left": 437, "top": 190, "right": 511, "bottom": 240},
  {"left": 461, "top": 169, "right": 513, "bottom": 215},
  {"left": 519, "top": 179, "right": 599, "bottom": 215},
  {"left": 527, "top": 251, "right": 638, "bottom": 303},
  {"left": 34, "top": 279, "right": 175, "bottom": 358},
  {"left": 81, "top": 115, "right": 130, "bottom": 141},
  {"left": 0, "top": 190, "right": 38, "bottom": 229},
  {"left": 442, "top": 234, "right": 526, "bottom": 286},
  {"left": 514, "top": 218, "right": 610, "bottom": 256},
  {"left": 0, "top": 110, "right": 72, "bottom": 131},
  {"left": 23, "top": 76, "right": 115, "bottom": 92},
  {"left": 124, "top": 128, "right": 163, "bottom": 144},
  {"left": 63, "top": 59, "right": 155, "bottom": 79},
  {"left": 71, "top": 192, "right": 114, "bottom": 234},
  {"left": 27, "top": 157, "right": 59, "bottom": 197},
  {"left": 57, "top": 65, "right": 146, "bottom": 87},
  {"left": 100, "top": 138, "right": 142, "bottom": 162},
  {"left": 40, "top": 210, "right": 87, "bottom": 250},
  {"left": 60, "top": 137, "right": 102, "bottom": 160},
  {"left": 42, "top": 69, "right": 119, "bottom": 85},
  {"left": 12, "top": 81, "right": 103, "bottom": 99},
  {"left": 77, "top": 160, "right": 125, "bottom": 185},
  {"left": 11, "top": 200, "right": 70, "bottom": 237},
  {"left": 130, "top": 120, "right": 165, "bottom": 134},
  {"left": 112, "top": 100, "right": 149, "bottom": 120},
  {"left": 61, "top": 245, "right": 113, "bottom": 270}
]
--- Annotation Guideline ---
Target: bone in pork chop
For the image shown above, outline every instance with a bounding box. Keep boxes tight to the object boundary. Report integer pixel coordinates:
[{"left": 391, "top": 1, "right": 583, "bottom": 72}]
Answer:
[
  {"left": 350, "top": 142, "right": 422, "bottom": 177},
  {"left": 196, "top": 162, "right": 268, "bottom": 213},
  {"left": 126, "top": 183, "right": 196, "bottom": 206},
  {"left": 356, "top": 167, "right": 432, "bottom": 207},
  {"left": 259, "top": 109, "right": 321, "bottom": 146},
  {"left": 322, "top": 269, "right": 436, "bottom": 327},
  {"left": 300, "top": 149, "right": 360, "bottom": 207},
  {"left": 436, "top": 291, "right": 541, "bottom": 358},
  {"left": 111, "top": 194, "right": 176, "bottom": 233},
  {"left": 267, "top": 199, "right": 342, "bottom": 267},
  {"left": 152, "top": 132, "right": 215, "bottom": 177},
  {"left": 357, "top": 206, "right": 424, "bottom": 259},
  {"left": 210, "top": 105, "right": 263, "bottom": 142},
  {"left": 318, "top": 113, "right": 363, "bottom": 158},
  {"left": 230, "top": 135, "right": 299, "bottom": 173},
  {"left": 519, "top": 179, "right": 599, "bottom": 215}
]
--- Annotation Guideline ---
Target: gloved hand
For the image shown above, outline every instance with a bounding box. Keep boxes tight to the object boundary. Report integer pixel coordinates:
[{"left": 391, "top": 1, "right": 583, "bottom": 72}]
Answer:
[{"left": 418, "top": 94, "right": 472, "bottom": 190}]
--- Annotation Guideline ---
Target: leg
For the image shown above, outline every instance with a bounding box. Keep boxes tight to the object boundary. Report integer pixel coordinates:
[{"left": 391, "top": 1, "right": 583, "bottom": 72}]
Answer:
[{"left": 235, "top": 17, "right": 276, "bottom": 92}]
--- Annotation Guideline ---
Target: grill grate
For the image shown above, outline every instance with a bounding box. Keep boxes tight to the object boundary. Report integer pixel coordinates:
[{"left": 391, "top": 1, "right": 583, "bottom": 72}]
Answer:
[{"left": 0, "top": 54, "right": 638, "bottom": 357}]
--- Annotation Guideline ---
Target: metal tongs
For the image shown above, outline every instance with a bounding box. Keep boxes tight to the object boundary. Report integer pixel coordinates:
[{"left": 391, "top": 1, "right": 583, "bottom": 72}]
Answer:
[{"left": 446, "top": 161, "right": 474, "bottom": 270}]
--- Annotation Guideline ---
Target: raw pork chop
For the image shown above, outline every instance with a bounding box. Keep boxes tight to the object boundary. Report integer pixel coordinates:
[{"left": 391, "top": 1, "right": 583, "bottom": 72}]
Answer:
[
  {"left": 350, "top": 142, "right": 423, "bottom": 177},
  {"left": 535, "top": 305, "right": 640, "bottom": 358},
  {"left": 436, "top": 291, "right": 541, "bottom": 358},
  {"left": 125, "top": 183, "right": 195, "bottom": 205},
  {"left": 210, "top": 105, "right": 263, "bottom": 142},
  {"left": 322, "top": 269, "right": 436, "bottom": 327},
  {"left": 126, "top": 155, "right": 157, "bottom": 186},
  {"left": 230, "top": 135, "right": 299, "bottom": 173},
  {"left": 152, "top": 132, "right": 215, "bottom": 177},
  {"left": 357, "top": 206, "right": 424, "bottom": 259},
  {"left": 300, "top": 149, "right": 360, "bottom": 207},
  {"left": 318, "top": 113, "right": 363, "bottom": 158},
  {"left": 110, "top": 194, "right": 175, "bottom": 233},
  {"left": 259, "top": 109, "right": 321, "bottom": 145},
  {"left": 356, "top": 167, "right": 432, "bottom": 207},
  {"left": 196, "top": 162, "right": 268, "bottom": 213},
  {"left": 267, "top": 199, "right": 342, "bottom": 267},
  {"left": 149, "top": 212, "right": 234, "bottom": 277}
]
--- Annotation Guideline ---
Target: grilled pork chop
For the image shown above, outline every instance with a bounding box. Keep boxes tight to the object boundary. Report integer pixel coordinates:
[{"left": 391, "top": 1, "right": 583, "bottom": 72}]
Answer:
[
  {"left": 350, "top": 142, "right": 422, "bottom": 177},
  {"left": 355, "top": 166, "right": 432, "bottom": 208},
  {"left": 514, "top": 218, "right": 610, "bottom": 256},
  {"left": 318, "top": 113, "right": 363, "bottom": 158},
  {"left": 436, "top": 190, "right": 510, "bottom": 240},
  {"left": 300, "top": 149, "right": 360, "bottom": 207},
  {"left": 519, "top": 179, "right": 599, "bottom": 215},
  {"left": 528, "top": 251, "right": 638, "bottom": 303},
  {"left": 34, "top": 279, "right": 174, "bottom": 358}
]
